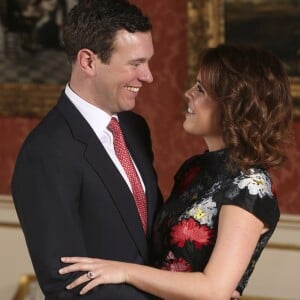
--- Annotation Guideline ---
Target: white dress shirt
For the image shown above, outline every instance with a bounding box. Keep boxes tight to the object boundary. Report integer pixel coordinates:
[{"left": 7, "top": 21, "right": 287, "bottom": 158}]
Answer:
[{"left": 65, "top": 84, "right": 145, "bottom": 193}]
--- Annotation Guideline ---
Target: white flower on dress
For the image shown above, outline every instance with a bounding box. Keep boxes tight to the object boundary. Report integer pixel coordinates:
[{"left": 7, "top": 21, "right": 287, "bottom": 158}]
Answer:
[
  {"left": 234, "top": 169, "right": 272, "bottom": 198},
  {"left": 183, "top": 197, "right": 217, "bottom": 227}
]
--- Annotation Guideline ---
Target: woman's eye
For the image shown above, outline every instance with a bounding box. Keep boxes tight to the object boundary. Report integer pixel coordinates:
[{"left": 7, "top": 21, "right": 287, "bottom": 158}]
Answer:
[{"left": 196, "top": 84, "right": 204, "bottom": 93}]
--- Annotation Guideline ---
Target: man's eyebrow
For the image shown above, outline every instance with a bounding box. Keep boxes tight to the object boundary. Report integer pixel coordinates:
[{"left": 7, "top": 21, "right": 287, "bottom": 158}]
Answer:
[{"left": 128, "top": 58, "right": 148, "bottom": 63}]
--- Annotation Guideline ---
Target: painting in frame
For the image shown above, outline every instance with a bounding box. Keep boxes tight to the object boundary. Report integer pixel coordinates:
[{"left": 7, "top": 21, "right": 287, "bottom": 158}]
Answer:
[
  {"left": 0, "top": 0, "right": 79, "bottom": 117},
  {"left": 187, "top": 0, "right": 300, "bottom": 118}
]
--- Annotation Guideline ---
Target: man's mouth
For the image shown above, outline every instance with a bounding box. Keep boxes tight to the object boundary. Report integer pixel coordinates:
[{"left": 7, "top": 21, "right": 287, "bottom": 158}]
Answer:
[{"left": 125, "top": 86, "right": 140, "bottom": 93}]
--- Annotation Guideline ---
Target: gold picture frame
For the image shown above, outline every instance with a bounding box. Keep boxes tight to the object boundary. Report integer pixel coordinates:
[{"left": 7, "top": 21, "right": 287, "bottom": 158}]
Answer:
[
  {"left": 0, "top": 83, "right": 63, "bottom": 117},
  {"left": 0, "top": 0, "right": 72, "bottom": 118},
  {"left": 187, "top": 0, "right": 300, "bottom": 118}
]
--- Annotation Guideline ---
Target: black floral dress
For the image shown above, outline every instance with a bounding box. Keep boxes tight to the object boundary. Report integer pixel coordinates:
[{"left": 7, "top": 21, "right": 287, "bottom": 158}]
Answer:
[{"left": 152, "top": 149, "right": 280, "bottom": 294}]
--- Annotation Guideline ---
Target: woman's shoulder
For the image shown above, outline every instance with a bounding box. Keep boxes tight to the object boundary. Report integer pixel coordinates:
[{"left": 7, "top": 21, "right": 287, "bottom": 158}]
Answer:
[
  {"left": 231, "top": 167, "right": 273, "bottom": 197},
  {"left": 222, "top": 167, "right": 280, "bottom": 228}
]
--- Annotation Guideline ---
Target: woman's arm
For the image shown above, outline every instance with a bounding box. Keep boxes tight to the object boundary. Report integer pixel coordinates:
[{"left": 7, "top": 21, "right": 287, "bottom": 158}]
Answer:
[{"left": 59, "top": 205, "right": 264, "bottom": 300}]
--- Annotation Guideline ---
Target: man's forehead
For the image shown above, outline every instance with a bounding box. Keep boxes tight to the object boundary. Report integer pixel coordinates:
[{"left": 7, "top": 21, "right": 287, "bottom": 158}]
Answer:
[
  {"left": 113, "top": 30, "right": 152, "bottom": 46},
  {"left": 112, "top": 30, "right": 154, "bottom": 58}
]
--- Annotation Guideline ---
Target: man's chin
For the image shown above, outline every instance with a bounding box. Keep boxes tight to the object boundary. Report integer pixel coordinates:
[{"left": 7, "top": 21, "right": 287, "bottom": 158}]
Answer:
[{"left": 122, "top": 98, "right": 137, "bottom": 111}]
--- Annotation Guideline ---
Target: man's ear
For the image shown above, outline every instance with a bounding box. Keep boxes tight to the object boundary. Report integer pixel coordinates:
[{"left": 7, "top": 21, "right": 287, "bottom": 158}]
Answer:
[{"left": 76, "top": 49, "right": 98, "bottom": 76}]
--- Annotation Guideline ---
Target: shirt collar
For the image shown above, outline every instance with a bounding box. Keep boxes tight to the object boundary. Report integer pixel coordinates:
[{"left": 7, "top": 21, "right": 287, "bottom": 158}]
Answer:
[{"left": 65, "top": 84, "right": 116, "bottom": 133}]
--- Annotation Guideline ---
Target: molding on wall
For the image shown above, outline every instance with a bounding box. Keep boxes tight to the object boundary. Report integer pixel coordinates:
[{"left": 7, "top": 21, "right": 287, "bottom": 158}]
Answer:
[
  {"left": 10, "top": 275, "right": 289, "bottom": 300},
  {"left": 242, "top": 297, "right": 293, "bottom": 300},
  {"left": 267, "top": 242, "right": 300, "bottom": 252},
  {"left": 269, "top": 213, "right": 300, "bottom": 252},
  {"left": 0, "top": 222, "right": 20, "bottom": 228},
  {"left": 0, "top": 194, "right": 19, "bottom": 227},
  {"left": 0, "top": 194, "right": 13, "bottom": 202},
  {"left": 1, "top": 196, "right": 300, "bottom": 251},
  {"left": 279, "top": 213, "right": 300, "bottom": 224}
]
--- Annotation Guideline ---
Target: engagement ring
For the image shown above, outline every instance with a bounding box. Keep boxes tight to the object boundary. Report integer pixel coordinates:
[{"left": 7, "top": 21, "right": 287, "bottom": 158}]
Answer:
[{"left": 87, "top": 271, "right": 94, "bottom": 279}]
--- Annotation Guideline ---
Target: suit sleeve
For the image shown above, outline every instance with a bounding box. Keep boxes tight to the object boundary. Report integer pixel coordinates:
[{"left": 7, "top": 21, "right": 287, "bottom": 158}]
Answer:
[{"left": 11, "top": 136, "right": 158, "bottom": 300}]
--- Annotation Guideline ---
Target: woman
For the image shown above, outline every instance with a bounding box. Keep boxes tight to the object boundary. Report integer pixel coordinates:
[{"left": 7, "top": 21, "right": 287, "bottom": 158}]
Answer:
[{"left": 58, "top": 44, "right": 293, "bottom": 299}]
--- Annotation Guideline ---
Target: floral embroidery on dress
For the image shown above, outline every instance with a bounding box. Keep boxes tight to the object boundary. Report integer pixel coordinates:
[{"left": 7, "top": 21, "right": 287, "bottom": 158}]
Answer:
[
  {"left": 161, "top": 251, "right": 192, "bottom": 272},
  {"left": 170, "top": 217, "right": 213, "bottom": 249},
  {"left": 178, "top": 165, "right": 202, "bottom": 194},
  {"left": 183, "top": 197, "right": 217, "bottom": 226},
  {"left": 233, "top": 169, "right": 273, "bottom": 198},
  {"left": 152, "top": 149, "right": 279, "bottom": 295}
]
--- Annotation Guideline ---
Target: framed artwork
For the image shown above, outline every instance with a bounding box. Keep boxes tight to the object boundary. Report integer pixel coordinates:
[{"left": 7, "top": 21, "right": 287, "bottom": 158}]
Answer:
[
  {"left": 187, "top": 0, "right": 300, "bottom": 118},
  {"left": 0, "top": 0, "right": 78, "bottom": 117}
]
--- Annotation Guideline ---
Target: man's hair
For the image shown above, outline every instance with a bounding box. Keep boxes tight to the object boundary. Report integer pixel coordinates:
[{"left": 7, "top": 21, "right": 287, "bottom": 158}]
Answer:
[
  {"left": 63, "top": 0, "right": 152, "bottom": 63},
  {"left": 198, "top": 44, "right": 293, "bottom": 171}
]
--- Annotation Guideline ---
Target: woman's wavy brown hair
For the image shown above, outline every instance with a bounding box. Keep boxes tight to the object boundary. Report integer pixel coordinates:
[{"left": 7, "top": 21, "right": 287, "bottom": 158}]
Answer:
[{"left": 198, "top": 44, "right": 293, "bottom": 171}]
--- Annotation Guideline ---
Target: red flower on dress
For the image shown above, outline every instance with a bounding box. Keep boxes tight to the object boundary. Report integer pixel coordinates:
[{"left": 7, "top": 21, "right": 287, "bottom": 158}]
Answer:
[
  {"left": 170, "top": 217, "right": 213, "bottom": 249},
  {"left": 178, "top": 165, "right": 201, "bottom": 193},
  {"left": 162, "top": 251, "right": 192, "bottom": 272}
]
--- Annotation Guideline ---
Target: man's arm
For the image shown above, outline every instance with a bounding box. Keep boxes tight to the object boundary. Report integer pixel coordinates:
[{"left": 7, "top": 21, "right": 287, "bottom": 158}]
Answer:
[{"left": 11, "top": 135, "right": 157, "bottom": 300}]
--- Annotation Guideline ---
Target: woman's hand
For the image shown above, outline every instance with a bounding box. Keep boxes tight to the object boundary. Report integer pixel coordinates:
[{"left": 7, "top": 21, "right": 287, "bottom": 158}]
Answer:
[{"left": 59, "top": 257, "right": 128, "bottom": 295}]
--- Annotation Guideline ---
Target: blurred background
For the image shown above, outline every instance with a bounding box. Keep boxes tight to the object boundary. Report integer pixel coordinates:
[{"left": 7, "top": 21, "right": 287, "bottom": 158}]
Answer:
[{"left": 0, "top": 0, "right": 299, "bottom": 299}]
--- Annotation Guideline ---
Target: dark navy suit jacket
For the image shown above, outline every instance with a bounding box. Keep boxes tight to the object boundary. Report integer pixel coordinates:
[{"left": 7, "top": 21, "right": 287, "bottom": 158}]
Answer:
[{"left": 12, "top": 93, "right": 162, "bottom": 299}]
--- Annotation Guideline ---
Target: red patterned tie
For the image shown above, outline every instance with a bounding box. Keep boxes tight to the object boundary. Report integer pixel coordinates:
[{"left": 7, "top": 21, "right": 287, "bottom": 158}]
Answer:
[{"left": 108, "top": 117, "right": 147, "bottom": 233}]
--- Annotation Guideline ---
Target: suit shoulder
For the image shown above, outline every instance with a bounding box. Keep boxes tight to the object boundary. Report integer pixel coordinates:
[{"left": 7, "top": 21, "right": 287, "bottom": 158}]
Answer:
[
  {"left": 119, "top": 111, "right": 147, "bottom": 126},
  {"left": 20, "top": 107, "right": 72, "bottom": 151}
]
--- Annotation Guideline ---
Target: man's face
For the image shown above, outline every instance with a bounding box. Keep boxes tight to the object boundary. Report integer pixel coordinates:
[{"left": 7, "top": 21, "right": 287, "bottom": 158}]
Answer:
[{"left": 92, "top": 30, "right": 154, "bottom": 115}]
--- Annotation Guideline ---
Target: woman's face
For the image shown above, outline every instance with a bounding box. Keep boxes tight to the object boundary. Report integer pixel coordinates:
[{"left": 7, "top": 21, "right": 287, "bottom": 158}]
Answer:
[{"left": 183, "top": 76, "right": 224, "bottom": 150}]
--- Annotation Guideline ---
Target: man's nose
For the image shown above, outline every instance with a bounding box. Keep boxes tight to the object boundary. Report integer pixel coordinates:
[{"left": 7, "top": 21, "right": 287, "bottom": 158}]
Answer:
[{"left": 140, "top": 64, "right": 153, "bottom": 83}]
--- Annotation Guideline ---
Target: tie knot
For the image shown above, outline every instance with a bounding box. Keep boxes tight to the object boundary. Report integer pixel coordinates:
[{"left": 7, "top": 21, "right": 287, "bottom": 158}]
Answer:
[{"left": 107, "top": 117, "right": 121, "bottom": 136}]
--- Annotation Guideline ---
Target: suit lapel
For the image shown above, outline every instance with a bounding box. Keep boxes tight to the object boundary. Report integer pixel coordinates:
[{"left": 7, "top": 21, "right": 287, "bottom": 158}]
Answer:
[
  {"left": 56, "top": 94, "right": 149, "bottom": 260},
  {"left": 84, "top": 138, "right": 149, "bottom": 259}
]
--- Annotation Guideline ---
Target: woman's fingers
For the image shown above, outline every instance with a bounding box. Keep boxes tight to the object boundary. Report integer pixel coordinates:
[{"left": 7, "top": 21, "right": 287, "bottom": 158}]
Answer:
[
  {"left": 66, "top": 270, "right": 105, "bottom": 293},
  {"left": 61, "top": 257, "right": 99, "bottom": 263},
  {"left": 79, "top": 277, "right": 104, "bottom": 294},
  {"left": 58, "top": 258, "right": 127, "bottom": 293},
  {"left": 65, "top": 273, "right": 91, "bottom": 290},
  {"left": 79, "top": 269, "right": 123, "bottom": 295},
  {"left": 59, "top": 257, "right": 102, "bottom": 274},
  {"left": 59, "top": 262, "right": 91, "bottom": 274}
]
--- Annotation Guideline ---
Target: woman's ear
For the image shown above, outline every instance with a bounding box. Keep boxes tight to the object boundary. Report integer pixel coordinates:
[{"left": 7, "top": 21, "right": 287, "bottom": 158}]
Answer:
[{"left": 76, "top": 49, "right": 98, "bottom": 76}]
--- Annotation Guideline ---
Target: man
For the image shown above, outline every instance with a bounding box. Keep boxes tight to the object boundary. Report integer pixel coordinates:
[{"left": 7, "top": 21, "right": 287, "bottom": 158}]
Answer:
[{"left": 11, "top": 0, "right": 162, "bottom": 299}]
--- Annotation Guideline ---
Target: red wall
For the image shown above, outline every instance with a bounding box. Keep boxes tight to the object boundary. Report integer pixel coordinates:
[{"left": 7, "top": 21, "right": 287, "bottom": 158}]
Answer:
[{"left": 1, "top": 0, "right": 299, "bottom": 214}]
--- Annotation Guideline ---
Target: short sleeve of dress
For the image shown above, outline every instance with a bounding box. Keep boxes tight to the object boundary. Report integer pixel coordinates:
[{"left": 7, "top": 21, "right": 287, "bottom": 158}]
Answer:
[{"left": 221, "top": 168, "right": 280, "bottom": 230}]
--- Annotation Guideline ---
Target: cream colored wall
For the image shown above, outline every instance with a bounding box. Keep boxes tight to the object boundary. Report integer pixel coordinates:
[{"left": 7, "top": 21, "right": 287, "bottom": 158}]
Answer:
[
  {"left": 244, "top": 214, "right": 300, "bottom": 299},
  {"left": 1, "top": 195, "right": 299, "bottom": 300},
  {"left": 0, "top": 196, "right": 34, "bottom": 300}
]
